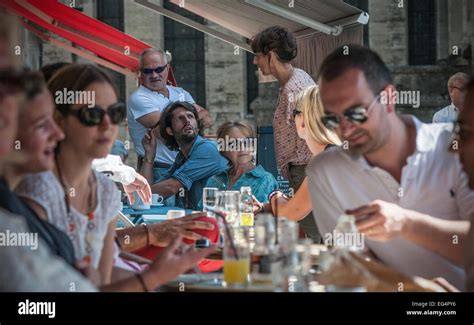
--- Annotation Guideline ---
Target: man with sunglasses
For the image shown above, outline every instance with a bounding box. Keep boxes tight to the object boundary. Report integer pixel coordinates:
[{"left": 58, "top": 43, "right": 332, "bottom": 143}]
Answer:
[
  {"left": 433, "top": 72, "right": 470, "bottom": 123},
  {"left": 307, "top": 45, "right": 474, "bottom": 289},
  {"left": 128, "top": 48, "right": 211, "bottom": 197}
]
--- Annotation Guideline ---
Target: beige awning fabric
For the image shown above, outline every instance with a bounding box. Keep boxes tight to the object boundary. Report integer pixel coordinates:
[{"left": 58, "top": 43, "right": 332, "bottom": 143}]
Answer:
[
  {"left": 165, "top": 0, "right": 367, "bottom": 82},
  {"left": 168, "top": 0, "right": 364, "bottom": 39},
  {"left": 295, "top": 24, "right": 363, "bottom": 78}
]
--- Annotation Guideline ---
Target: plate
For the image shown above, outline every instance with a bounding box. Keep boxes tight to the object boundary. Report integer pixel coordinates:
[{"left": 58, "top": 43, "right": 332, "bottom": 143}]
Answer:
[{"left": 150, "top": 204, "right": 164, "bottom": 208}]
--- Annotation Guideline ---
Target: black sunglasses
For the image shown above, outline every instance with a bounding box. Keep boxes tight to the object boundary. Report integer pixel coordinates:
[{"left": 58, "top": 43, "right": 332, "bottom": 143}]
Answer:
[
  {"left": 291, "top": 109, "right": 302, "bottom": 120},
  {"left": 141, "top": 65, "right": 168, "bottom": 75},
  {"left": 61, "top": 102, "right": 126, "bottom": 127},
  {"left": 320, "top": 95, "right": 380, "bottom": 130}
]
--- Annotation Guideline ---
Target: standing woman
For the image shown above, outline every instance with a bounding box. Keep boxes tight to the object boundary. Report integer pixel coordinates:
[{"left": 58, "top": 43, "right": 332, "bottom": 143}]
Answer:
[
  {"left": 16, "top": 64, "right": 124, "bottom": 285},
  {"left": 251, "top": 26, "right": 318, "bottom": 241}
]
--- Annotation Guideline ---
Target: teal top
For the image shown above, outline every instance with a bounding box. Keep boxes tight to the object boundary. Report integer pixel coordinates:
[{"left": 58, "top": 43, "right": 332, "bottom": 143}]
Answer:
[{"left": 206, "top": 165, "right": 279, "bottom": 203}]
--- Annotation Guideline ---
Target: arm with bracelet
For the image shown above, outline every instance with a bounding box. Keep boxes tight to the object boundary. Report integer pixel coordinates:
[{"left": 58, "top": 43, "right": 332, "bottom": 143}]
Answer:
[{"left": 260, "top": 178, "right": 312, "bottom": 221}]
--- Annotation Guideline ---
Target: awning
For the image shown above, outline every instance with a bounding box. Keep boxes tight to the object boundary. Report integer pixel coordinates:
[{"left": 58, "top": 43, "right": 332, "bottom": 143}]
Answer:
[
  {"left": 135, "top": 0, "right": 368, "bottom": 81},
  {"left": 167, "top": 0, "right": 366, "bottom": 39},
  {"left": 0, "top": 0, "right": 177, "bottom": 84}
]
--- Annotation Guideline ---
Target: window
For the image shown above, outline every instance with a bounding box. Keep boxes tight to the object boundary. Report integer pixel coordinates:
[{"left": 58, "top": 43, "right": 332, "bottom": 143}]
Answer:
[
  {"left": 96, "top": 0, "right": 126, "bottom": 103},
  {"left": 408, "top": 0, "right": 436, "bottom": 65},
  {"left": 164, "top": 0, "right": 206, "bottom": 105}
]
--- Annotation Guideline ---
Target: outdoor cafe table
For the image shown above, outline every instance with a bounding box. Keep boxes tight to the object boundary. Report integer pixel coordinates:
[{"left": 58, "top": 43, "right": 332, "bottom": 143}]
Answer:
[{"left": 120, "top": 204, "right": 192, "bottom": 225}]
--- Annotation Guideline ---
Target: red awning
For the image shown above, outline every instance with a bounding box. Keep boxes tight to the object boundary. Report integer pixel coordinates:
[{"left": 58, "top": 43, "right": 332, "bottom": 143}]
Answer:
[{"left": 0, "top": 0, "right": 177, "bottom": 84}]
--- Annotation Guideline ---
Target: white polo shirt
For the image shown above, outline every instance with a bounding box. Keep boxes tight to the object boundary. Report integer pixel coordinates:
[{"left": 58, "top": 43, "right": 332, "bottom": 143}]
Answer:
[
  {"left": 307, "top": 117, "right": 474, "bottom": 290},
  {"left": 128, "top": 85, "right": 195, "bottom": 165}
]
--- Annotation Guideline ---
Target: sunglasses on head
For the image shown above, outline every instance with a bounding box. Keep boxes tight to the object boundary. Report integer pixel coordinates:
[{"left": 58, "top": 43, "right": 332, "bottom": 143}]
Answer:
[
  {"left": 141, "top": 65, "right": 168, "bottom": 75},
  {"left": 320, "top": 94, "right": 381, "bottom": 130},
  {"left": 61, "top": 102, "right": 126, "bottom": 127}
]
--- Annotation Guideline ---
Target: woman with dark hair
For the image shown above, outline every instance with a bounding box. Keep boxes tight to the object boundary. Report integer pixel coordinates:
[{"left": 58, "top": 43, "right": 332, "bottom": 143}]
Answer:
[
  {"left": 15, "top": 64, "right": 125, "bottom": 284},
  {"left": 251, "top": 26, "right": 320, "bottom": 242},
  {"left": 206, "top": 121, "right": 278, "bottom": 203}
]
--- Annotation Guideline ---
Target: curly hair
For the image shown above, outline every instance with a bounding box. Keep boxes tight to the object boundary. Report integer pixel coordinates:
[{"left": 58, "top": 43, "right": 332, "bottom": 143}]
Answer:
[
  {"left": 250, "top": 26, "right": 297, "bottom": 62},
  {"left": 159, "top": 101, "right": 200, "bottom": 151}
]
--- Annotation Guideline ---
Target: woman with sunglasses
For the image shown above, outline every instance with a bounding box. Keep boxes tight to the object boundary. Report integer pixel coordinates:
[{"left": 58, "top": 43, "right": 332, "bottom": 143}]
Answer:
[
  {"left": 254, "top": 85, "right": 341, "bottom": 226},
  {"left": 15, "top": 64, "right": 128, "bottom": 285},
  {"left": 205, "top": 121, "right": 278, "bottom": 203},
  {"left": 9, "top": 64, "right": 216, "bottom": 291}
]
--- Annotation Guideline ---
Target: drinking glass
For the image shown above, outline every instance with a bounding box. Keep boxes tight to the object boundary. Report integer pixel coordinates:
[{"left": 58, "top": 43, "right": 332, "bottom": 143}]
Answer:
[
  {"left": 202, "top": 187, "right": 219, "bottom": 217},
  {"left": 223, "top": 226, "right": 250, "bottom": 288}
]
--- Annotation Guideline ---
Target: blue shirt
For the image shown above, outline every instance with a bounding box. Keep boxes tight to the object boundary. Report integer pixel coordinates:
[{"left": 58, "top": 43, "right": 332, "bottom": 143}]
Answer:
[
  {"left": 206, "top": 165, "right": 279, "bottom": 203},
  {"left": 128, "top": 85, "right": 195, "bottom": 164},
  {"left": 159, "top": 135, "right": 228, "bottom": 210}
]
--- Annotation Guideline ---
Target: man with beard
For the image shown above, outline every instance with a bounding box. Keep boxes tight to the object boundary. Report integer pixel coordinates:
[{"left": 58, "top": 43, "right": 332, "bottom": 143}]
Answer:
[
  {"left": 128, "top": 49, "right": 213, "bottom": 194},
  {"left": 141, "top": 101, "right": 228, "bottom": 210},
  {"left": 307, "top": 45, "right": 474, "bottom": 290}
]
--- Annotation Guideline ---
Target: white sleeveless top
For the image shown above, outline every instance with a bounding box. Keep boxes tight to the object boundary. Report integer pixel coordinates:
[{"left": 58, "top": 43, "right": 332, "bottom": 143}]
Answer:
[{"left": 15, "top": 170, "right": 121, "bottom": 268}]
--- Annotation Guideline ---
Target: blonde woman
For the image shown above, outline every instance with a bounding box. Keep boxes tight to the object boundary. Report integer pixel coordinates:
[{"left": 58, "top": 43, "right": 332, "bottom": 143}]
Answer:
[{"left": 255, "top": 85, "right": 341, "bottom": 225}]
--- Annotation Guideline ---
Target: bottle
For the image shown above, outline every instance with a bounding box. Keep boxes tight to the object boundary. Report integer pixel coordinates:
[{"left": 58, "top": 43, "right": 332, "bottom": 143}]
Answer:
[
  {"left": 251, "top": 214, "right": 277, "bottom": 287},
  {"left": 239, "top": 187, "right": 254, "bottom": 226},
  {"left": 277, "top": 218, "right": 299, "bottom": 291}
]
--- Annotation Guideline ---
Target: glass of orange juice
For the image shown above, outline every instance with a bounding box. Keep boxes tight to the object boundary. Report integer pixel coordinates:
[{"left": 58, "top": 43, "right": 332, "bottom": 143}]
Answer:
[{"left": 223, "top": 226, "right": 250, "bottom": 288}]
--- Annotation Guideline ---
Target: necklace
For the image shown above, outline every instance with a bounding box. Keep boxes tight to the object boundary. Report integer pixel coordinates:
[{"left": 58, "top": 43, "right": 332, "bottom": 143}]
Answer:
[{"left": 55, "top": 156, "right": 96, "bottom": 265}]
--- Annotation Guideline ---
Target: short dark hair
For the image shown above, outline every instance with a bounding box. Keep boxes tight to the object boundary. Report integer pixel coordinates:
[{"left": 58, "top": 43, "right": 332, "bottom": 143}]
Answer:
[
  {"left": 318, "top": 44, "right": 393, "bottom": 96},
  {"left": 40, "top": 62, "right": 70, "bottom": 82},
  {"left": 160, "top": 101, "right": 200, "bottom": 151},
  {"left": 250, "top": 26, "right": 297, "bottom": 62}
]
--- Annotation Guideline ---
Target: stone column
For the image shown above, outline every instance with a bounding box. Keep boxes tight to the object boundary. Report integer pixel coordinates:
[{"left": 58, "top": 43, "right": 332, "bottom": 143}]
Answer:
[
  {"left": 204, "top": 22, "right": 248, "bottom": 133},
  {"left": 368, "top": 0, "right": 408, "bottom": 66}
]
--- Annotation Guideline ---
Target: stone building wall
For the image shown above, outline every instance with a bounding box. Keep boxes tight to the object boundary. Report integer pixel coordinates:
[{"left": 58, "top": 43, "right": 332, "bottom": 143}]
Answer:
[
  {"left": 204, "top": 22, "right": 250, "bottom": 133},
  {"left": 367, "top": 0, "right": 473, "bottom": 122},
  {"left": 17, "top": 0, "right": 474, "bottom": 148}
]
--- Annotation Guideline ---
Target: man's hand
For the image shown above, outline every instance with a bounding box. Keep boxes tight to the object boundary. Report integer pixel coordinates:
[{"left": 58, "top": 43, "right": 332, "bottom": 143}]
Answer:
[
  {"left": 146, "top": 235, "right": 217, "bottom": 286},
  {"left": 123, "top": 172, "right": 152, "bottom": 205},
  {"left": 346, "top": 200, "right": 409, "bottom": 241},
  {"left": 142, "top": 129, "right": 157, "bottom": 160},
  {"left": 149, "top": 212, "right": 215, "bottom": 247},
  {"left": 198, "top": 109, "right": 213, "bottom": 129}
]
